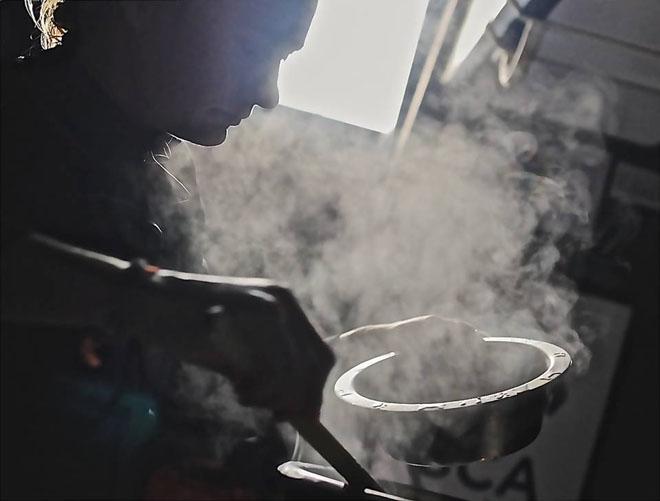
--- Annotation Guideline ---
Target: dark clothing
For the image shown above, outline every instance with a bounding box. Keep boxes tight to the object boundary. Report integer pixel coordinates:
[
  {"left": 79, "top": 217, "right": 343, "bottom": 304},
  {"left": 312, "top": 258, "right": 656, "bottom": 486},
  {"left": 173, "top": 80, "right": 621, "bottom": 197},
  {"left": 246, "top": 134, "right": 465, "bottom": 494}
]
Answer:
[{"left": 1, "top": 47, "right": 210, "bottom": 498}]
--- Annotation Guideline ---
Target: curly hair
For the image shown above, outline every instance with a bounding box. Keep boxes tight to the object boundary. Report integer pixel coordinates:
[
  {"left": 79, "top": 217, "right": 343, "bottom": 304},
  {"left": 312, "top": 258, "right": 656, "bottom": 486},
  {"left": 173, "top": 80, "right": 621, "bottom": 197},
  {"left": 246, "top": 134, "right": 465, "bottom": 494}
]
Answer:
[{"left": 24, "top": 0, "right": 67, "bottom": 50}]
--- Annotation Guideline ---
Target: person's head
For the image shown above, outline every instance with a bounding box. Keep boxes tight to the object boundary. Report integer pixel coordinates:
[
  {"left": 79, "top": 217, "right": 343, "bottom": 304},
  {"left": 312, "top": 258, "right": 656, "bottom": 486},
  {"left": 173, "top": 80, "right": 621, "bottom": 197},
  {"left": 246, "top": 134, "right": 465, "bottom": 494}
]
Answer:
[{"left": 35, "top": 0, "right": 317, "bottom": 146}]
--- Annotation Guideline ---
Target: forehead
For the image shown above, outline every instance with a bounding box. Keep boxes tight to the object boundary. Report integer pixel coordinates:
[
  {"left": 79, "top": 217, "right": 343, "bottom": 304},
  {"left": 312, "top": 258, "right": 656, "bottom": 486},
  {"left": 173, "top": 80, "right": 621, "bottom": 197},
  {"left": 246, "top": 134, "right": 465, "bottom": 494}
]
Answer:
[{"left": 196, "top": 0, "right": 317, "bottom": 50}]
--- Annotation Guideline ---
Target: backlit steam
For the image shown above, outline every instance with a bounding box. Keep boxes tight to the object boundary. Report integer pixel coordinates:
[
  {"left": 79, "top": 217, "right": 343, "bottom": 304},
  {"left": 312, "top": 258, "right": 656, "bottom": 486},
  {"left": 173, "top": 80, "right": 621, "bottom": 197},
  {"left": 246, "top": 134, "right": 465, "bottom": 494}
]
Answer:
[{"left": 162, "top": 62, "right": 613, "bottom": 464}]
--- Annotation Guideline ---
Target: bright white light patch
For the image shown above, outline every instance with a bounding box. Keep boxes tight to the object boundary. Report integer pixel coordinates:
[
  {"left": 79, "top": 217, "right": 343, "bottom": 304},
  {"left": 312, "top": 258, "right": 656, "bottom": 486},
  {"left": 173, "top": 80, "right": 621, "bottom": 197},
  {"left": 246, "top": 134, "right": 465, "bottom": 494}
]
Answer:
[
  {"left": 442, "top": 0, "right": 506, "bottom": 81},
  {"left": 278, "top": 0, "right": 429, "bottom": 134}
]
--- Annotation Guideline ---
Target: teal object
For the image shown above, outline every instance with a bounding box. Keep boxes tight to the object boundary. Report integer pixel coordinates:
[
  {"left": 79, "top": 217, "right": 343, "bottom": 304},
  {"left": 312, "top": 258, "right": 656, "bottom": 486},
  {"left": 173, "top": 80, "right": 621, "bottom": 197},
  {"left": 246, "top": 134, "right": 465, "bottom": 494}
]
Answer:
[{"left": 52, "top": 376, "right": 161, "bottom": 497}]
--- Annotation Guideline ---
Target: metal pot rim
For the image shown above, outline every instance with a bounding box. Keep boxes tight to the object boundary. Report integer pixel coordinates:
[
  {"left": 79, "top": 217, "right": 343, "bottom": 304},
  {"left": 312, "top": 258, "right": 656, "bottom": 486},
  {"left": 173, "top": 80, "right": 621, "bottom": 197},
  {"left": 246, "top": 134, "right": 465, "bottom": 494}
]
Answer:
[{"left": 334, "top": 315, "right": 571, "bottom": 412}]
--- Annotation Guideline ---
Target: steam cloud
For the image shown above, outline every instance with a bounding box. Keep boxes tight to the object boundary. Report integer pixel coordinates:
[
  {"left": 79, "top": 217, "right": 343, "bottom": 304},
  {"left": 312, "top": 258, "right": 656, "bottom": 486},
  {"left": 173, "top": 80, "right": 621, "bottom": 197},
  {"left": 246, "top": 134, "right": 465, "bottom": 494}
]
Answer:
[{"left": 161, "top": 61, "right": 614, "bottom": 465}]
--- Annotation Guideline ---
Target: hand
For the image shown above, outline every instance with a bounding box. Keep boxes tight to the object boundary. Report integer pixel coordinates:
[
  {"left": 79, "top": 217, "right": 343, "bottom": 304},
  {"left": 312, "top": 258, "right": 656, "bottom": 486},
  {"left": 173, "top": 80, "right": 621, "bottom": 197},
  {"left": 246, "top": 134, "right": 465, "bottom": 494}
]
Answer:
[
  {"left": 108, "top": 261, "right": 335, "bottom": 418},
  {"left": 185, "top": 283, "right": 336, "bottom": 418},
  {"left": 1, "top": 235, "right": 335, "bottom": 418}
]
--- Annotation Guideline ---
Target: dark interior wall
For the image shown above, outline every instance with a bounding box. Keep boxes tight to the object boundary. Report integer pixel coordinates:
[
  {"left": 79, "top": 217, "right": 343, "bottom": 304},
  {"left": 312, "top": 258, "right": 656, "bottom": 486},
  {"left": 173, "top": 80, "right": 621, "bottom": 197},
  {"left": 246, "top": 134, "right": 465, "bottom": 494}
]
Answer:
[
  {"left": 583, "top": 205, "right": 659, "bottom": 500},
  {"left": 561, "top": 2, "right": 660, "bottom": 494}
]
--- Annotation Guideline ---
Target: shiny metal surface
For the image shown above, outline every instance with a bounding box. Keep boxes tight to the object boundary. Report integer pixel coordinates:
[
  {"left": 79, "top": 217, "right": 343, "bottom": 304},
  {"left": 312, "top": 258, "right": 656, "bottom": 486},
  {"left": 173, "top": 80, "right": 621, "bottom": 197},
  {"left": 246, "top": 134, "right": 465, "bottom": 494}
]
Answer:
[
  {"left": 334, "top": 335, "right": 571, "bottom": 412},
  {"left": 324, "top": 315, "right": 572, "bottom": 466}
]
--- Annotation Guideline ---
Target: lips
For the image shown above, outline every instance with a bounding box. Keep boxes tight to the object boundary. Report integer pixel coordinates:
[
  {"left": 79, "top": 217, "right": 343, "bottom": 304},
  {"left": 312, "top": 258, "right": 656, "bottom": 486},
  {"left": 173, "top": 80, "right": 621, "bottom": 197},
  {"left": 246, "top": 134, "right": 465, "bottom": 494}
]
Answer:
[
  {"left": 229, "top": 109, "right": 254, "bottom": 127},
  {"left": 203, "top": 105, "right": 253, "bottom": 129}
]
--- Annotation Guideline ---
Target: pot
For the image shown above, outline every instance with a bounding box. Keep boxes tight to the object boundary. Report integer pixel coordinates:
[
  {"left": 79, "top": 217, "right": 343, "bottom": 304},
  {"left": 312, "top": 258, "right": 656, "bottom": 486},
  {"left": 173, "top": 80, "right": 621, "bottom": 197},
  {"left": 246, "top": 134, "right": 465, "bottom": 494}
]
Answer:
[{"left": 309, "top": 315, "right": 571, "bottom": 466}]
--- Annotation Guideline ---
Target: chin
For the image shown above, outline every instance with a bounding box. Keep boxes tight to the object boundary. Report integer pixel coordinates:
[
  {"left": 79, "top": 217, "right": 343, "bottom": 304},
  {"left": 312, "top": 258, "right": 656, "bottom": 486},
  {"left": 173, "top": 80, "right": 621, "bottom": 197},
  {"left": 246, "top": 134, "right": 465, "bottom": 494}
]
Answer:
[
  {"left": 193, "top": 129, "right": 228, "bottom": 147},
  {"left": 171, "top": 125, "right": 229, "bottom": 147}
]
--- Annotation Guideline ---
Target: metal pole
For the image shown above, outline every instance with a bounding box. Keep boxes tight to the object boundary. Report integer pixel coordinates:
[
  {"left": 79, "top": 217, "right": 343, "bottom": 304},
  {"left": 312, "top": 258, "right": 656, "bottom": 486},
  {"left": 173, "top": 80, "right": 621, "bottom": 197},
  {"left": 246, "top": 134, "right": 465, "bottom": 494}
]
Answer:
[{"left": 395, "top": 0, "right": 459, "bottom": 156}]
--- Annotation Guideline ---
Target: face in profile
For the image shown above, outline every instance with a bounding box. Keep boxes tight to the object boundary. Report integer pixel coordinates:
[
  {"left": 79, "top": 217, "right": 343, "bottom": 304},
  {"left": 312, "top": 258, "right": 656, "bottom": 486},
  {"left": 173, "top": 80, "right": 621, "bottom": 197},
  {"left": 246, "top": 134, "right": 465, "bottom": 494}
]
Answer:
[{"left": 76, "top": 0, "right": 318, "bottom": 146}]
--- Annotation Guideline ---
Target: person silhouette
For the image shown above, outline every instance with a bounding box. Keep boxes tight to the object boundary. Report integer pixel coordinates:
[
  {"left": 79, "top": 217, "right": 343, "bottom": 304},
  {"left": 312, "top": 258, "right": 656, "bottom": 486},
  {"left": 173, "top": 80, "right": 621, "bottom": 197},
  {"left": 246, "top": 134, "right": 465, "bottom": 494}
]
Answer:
[{"left": 1, "top": 1, "right": 334, "bottom": 497}]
